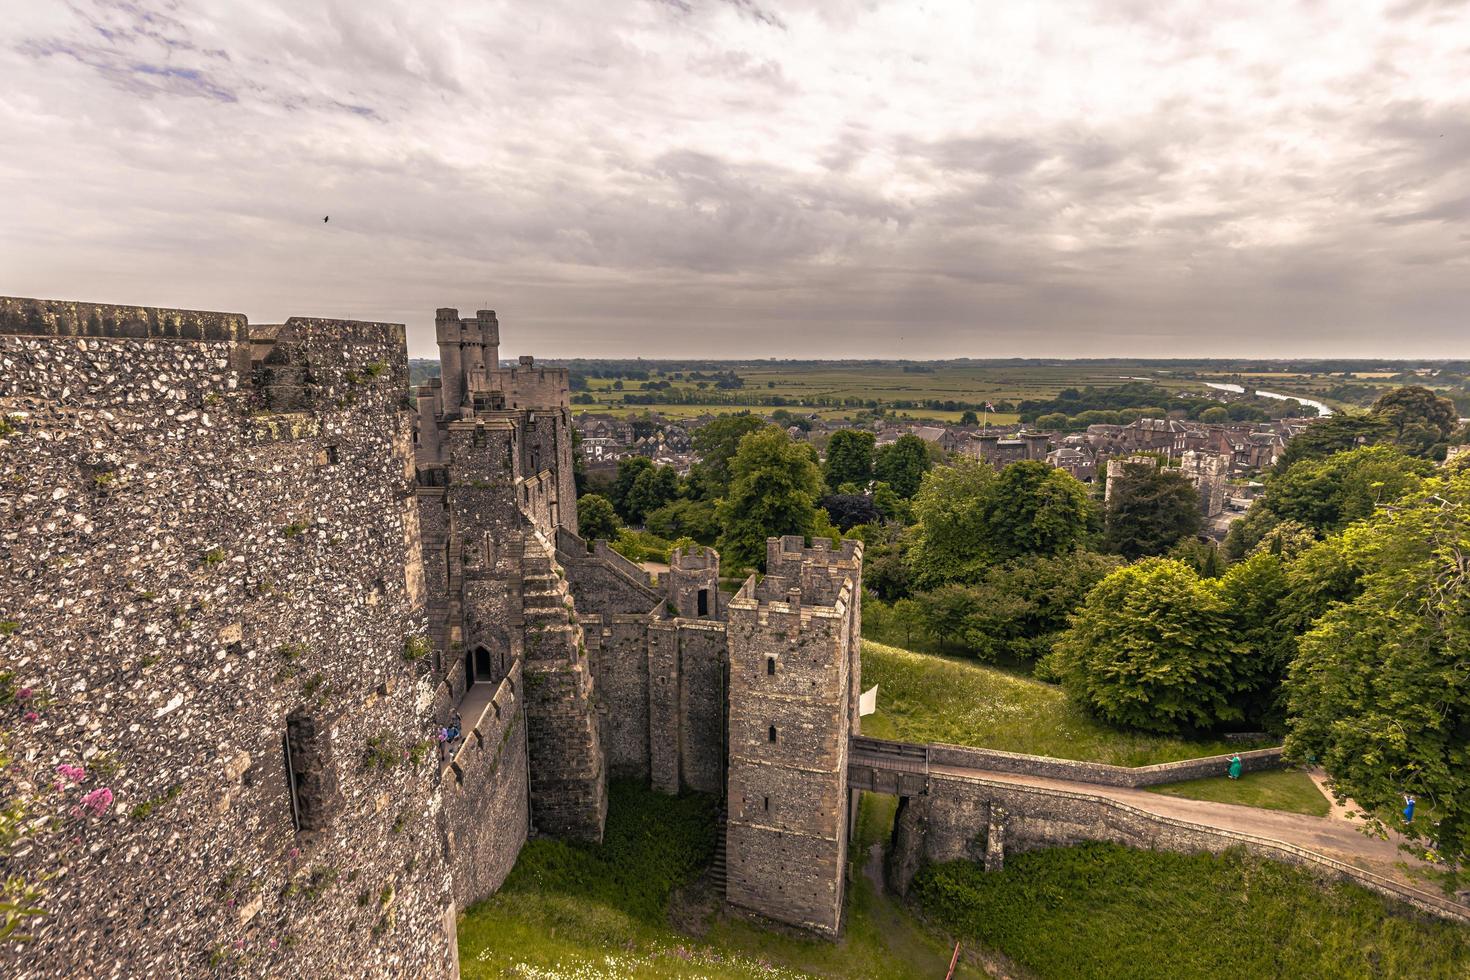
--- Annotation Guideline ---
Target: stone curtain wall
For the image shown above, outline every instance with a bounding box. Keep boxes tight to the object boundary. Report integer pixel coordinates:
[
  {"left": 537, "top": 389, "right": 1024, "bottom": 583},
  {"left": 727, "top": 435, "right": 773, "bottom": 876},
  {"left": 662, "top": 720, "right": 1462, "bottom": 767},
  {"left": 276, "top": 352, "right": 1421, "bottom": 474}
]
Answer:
[
  {"left": 0, "top": 300, "right": 456, "bottom": 978},
  {"left": 902, "top": 773, "right": 1470, "bottom": 925},
  {"left": 925, "top": 743, "right": 1286, "bottom": 787},
  {"left": 438, "top": 661, "right": 530, "bottom": 909},
  {"left": 584, "top": 615, "right": 655, "bottom": 781}
]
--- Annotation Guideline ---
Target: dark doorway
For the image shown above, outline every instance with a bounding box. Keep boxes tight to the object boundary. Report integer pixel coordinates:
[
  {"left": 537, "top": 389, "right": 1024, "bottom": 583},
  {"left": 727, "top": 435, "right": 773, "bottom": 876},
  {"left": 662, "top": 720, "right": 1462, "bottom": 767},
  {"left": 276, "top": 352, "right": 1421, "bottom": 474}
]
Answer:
[
  {"left": 697, "top": 588, "right": 709, "bottom": 617},
  {"left": 464, "top": 648, "right": 475, "bottom": 687},
  {"left": 475, "top": 646, "right": 493, "bottom": 680}
]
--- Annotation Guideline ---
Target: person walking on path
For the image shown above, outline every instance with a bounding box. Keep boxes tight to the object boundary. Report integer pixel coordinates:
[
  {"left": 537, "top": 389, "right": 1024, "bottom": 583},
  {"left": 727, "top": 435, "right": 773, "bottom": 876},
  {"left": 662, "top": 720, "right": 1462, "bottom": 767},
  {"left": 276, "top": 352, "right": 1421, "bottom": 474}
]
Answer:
[{"left": 1404, "top": 794, "right": 1416, "bottom": 823}]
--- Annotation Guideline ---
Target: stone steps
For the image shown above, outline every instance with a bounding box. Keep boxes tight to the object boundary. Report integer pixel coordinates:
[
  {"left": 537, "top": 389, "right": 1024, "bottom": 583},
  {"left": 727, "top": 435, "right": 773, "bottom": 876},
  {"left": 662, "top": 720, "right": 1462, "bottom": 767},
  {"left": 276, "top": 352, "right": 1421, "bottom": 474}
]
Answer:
[{"left": 710, "top": 807, "right": 728, "bottom": 894}]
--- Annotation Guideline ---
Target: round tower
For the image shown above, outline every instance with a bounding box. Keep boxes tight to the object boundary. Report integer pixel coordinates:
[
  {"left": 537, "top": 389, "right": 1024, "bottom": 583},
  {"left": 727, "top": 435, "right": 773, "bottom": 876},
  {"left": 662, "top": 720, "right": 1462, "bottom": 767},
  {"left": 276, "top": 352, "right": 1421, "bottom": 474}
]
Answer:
[{"left": 435, "top": 308, "right": 464, "bottom": 418}]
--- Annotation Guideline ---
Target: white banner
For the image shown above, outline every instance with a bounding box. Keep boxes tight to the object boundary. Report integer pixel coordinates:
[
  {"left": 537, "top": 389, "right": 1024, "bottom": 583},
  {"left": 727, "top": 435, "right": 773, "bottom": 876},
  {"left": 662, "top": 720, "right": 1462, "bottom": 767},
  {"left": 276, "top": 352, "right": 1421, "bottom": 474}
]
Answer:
[{"left": 859, "top": 684, "right": 879, "bottom": 717}]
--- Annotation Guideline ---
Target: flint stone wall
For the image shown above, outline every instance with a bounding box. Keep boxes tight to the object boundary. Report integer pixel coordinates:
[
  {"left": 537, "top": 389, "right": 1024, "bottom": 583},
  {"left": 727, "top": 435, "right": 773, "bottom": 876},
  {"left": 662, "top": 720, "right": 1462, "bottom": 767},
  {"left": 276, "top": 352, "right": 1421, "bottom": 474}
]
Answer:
[
  {"left": 926, "top": 743, "right": 1285, "bottom": 787},
  {"left": 0, "top": 300, "right": 456, "bottom": 979},
  {"left": 439, "top": 661, "right": 529, "bottom": 908}
]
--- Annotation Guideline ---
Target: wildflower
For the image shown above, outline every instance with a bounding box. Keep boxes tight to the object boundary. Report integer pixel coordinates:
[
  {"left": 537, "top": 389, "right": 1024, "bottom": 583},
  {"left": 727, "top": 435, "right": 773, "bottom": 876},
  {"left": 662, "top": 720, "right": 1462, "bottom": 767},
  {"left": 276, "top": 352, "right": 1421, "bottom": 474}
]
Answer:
[
  {"left": 16, "top": 687, "right": 33, "bottom": 701},
  {"left": 23, "top": 711, "right": 39, "bottom": 723},
  {"left": 289, "top": 847, "right": 300, "bottom": 858},
  {"left": 79, "top": 787, "right": 113, "bottom": 815},
  {"left": 57, "top": 763, "right": 87, "bottom": 783},
  {"left": 269, "top": 939, "right": 279, "bottom": 950}
]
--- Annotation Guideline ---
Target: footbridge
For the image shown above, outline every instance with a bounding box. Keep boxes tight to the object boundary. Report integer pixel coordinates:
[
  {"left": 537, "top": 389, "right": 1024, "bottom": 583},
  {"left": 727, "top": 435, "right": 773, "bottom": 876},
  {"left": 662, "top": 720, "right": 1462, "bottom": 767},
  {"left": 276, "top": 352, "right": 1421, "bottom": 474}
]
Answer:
[{"left": 844, "top": 735, "right": 1470, "bottom": 925}]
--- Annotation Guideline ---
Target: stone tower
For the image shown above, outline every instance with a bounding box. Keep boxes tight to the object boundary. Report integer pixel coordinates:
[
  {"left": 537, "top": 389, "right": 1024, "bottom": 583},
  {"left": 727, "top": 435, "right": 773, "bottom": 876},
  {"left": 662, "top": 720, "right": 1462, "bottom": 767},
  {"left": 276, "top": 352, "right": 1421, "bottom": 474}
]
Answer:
[
  {"left": 723, "top": 537, "right": 863, "bottom": 937},
  {"left": 666, "top": 543, "right": 722, "bottom": 620}
]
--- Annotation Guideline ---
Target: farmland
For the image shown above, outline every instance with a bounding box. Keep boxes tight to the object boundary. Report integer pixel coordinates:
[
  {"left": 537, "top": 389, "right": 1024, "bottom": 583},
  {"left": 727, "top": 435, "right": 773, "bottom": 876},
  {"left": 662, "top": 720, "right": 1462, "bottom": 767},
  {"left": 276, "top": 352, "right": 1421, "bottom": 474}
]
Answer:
[{"left": 407, "top": 357, "right": 1470, "bottom": 424}]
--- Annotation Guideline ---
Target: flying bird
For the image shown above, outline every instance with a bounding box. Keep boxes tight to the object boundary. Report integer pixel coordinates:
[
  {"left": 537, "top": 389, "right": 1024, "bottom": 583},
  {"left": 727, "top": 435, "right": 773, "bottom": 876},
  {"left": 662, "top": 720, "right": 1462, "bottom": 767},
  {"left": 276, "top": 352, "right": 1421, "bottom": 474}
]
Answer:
[{"left": 323, "top": 216, "right": 329, "bottom": 223}]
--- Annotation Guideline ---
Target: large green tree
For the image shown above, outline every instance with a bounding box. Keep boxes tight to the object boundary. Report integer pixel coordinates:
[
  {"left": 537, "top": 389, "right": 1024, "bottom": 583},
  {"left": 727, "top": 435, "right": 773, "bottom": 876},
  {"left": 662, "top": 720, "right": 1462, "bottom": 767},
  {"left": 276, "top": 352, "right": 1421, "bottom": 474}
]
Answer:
[
  {"left": 1046, "top": 559, "right": 1242, "bottom": 734},
  {"left": 1286, "top": 471, "right": 1470, "bottom": 870},
  {"left": 980, "top": 460, "right": 1098, "bottom": 561},
  {"left": 1275, "top": 415, "right": 1390, "bottom": 471},
  {"left": 907, "top": 458, "right": 998, "bottom": 587},
  {"left": 576, "top": 493, "right": 623, "bottom": 542},
  {"left": 824, "top": 429, "right": 877, "bottom": 491},
  {"left": 689, "top": 413, "right": 766, "bottom": 498},
  {"left": 715, "top": 426, "right": 826, "bottom": 571},
  {"left": 874, "top": 434, "right": 932, "bottom": 498},
  {"left": 908, "top": 458, "right": 1097, "bottom": 588},
  {"left": 1265, "top": 445, "right": 1433, "bottom": 535},
  {"left": 1103, "top": 462, "right": 1201, "bottom": 559},
  {"left": 1370, "top": 385, "right": 1461, "bottom": 458}
]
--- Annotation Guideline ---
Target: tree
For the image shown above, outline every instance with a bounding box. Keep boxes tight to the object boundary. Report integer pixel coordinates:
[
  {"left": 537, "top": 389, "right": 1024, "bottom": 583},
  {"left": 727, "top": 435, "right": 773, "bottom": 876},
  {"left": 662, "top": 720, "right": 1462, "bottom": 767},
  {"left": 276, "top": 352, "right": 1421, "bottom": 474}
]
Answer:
[
  {"left": 980, "top": 461, "right": 1097, "bottom": 561},
  {"left": 1265, "top": 445, "right": 1433, "bottom": 535},
  {"left": 690, "top": 414, "right": 765, "bottom": 498},
  {"left": 1035, "top": 412, "right": 1071, "bottom": 430},
  {"left": 612, "top": 456, "right": 655, "bottom": 520},
  {"left": 824, "top": 429, "right": 876, "bottom": 490},
  {"left": 1216, "top": 551, "right": 1293, "bottom": 726},
  {"left": 577, "top": 493, "right": 622, "bottom": 542},
  {"left": 1286, "top": 471, "right": 1470, "bottom": 870},
  {"left": 644, "top": 498, "right": 718, "bottom": 544},
  {"left": 1370, "top": 385, "right": 1460, "bottom": 457},
  {"left": 959, "top": 410, "right": 979, "bottom": 426},
  {"left": 873, "top": 434, "right": 931, "bottom": 498},
  {"left": 907, "top": 458, "right": 998, "bottom": 588},
  {"left": 949, "top": 551, "right": 1121, "bottom": 662},
  {"left": 1199, "top": 406, "right": 1231, "bottom": 424},
  {"left": 1103, "top": 462, "right": 1201, "bottom": 559},
  {"left": 819, "top": 492, "right": 879, "bottom": 532},
  {"left": 716, "top": 426, "right": 824, "bottom": 571},
  {"left": 1046, "top": 559, "right": 1242, "bottom": 734},
  {"left": 623, "top": 465, "right": 679, "bottom": 524},
  {"left": 1275, "top": 416, "right": 1389, "bottom": 470}
]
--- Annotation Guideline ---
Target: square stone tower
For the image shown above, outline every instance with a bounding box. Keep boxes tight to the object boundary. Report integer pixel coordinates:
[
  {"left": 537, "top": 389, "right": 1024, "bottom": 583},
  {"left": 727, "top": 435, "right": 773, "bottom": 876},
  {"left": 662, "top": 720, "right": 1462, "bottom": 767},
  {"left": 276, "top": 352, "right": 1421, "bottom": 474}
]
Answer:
[{"left": 723, "top": 537, "right": 863, "bottom": 937}]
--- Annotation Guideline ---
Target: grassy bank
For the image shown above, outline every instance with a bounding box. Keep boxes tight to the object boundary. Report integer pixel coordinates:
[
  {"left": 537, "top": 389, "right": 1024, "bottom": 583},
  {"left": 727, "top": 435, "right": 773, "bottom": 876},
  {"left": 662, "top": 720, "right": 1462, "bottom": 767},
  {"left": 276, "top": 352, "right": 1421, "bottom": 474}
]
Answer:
[
  {"left": 1147, "top": 768, "right": 1330, "bottom": 817},
  {"left": 860, "top": 640, "right": 1271, "bottom": 767},
  {"left": 912, "top": 842, "right": 1470, "bottom": 979},
  {"left": 457, "top": 781, "right": 970, "bottom": 979}
]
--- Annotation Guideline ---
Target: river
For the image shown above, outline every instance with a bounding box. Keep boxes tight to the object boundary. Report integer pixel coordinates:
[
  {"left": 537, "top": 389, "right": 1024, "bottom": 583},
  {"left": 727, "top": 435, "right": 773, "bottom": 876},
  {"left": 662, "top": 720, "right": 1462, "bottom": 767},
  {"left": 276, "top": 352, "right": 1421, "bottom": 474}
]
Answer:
[{"left": 1202, "top": 382, "right": 1333, "bottom": 417}]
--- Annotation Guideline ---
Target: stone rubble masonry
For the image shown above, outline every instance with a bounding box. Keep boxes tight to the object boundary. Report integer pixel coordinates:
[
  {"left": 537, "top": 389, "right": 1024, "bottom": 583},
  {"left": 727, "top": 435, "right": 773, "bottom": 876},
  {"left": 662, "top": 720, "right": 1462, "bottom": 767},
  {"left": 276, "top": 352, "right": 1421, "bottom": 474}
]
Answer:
[
  {"left": 438, "top": 660, "right": 529, "bottom": 909},
  {"left": 723, "top": 536, "right": 864, "bottom": 938},
  {"left": 891, "top": 772, "right": 1470, "bottom": 925},
  {"left": 0, "top": 297, "right": 455, "bottom": 978},
  {"left": 517, "top": 533, "right": 608, "bottom": 842},
  {"left": 924, "top": 743, "right": 1286, "bottom": 788}
]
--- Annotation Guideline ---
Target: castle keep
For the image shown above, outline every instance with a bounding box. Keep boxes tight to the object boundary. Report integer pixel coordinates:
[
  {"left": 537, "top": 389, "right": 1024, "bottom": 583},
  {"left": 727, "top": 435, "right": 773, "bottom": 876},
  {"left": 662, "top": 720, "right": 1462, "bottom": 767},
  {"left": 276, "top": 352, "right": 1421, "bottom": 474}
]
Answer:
[{"left": 0, "top": 296, "right": 863, "bottom": 977}]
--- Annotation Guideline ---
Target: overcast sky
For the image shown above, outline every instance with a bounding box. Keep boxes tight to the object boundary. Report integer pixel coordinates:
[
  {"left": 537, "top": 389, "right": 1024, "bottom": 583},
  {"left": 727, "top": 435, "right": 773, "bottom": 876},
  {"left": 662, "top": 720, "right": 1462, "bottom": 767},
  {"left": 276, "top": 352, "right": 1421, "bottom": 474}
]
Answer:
[{"left": 3, "top": 1, "right": 1468, "bottom": 359}]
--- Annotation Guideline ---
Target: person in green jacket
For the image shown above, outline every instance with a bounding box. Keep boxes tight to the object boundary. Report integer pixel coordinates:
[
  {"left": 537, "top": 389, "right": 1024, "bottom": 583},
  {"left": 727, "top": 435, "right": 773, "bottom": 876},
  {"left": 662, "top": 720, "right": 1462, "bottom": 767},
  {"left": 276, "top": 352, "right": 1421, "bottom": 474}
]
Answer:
[{"left": 1228, "top": 754, "right": 1243, "bottom": 780}]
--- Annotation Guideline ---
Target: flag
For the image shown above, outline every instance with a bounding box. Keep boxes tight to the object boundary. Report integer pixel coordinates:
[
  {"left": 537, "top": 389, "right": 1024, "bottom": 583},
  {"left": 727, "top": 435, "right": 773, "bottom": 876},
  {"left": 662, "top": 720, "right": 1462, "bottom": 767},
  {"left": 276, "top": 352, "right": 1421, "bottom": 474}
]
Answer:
[
  {"left": 984, "top": 401, "right": 995, "bottom": 411},
  {"left": 859, "top": 684, "right": 879, "bottom": 716}
]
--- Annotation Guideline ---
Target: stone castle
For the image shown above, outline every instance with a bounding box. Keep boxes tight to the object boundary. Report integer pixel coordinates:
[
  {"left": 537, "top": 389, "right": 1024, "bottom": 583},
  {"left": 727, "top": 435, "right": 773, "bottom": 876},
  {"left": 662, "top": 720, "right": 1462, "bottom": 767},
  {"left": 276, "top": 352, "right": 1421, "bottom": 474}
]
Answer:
[{"left": 0, "top": 296, "right": 862, "bottom": 977}]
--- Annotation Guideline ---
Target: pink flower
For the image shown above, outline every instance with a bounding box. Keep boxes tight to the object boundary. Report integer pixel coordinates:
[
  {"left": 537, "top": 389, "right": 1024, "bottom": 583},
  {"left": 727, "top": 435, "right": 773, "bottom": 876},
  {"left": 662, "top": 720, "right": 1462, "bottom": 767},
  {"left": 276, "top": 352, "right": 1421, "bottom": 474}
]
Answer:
[
  {"left": 269, "top": 939, "right": 279, "bottom": 950},
  {"left": 23, "top": 711, "right": 39, "bottom": 723},
  {"left": 16, "top": 687, "right": 32, "bottom": 701},
  {"left": 234, "top": 939, "right": 245, "bottom": 951},
  {"left": 289, "top": 847, "right": 300, "bottom": 858},
  {"left": 56, "top": 764, "right": 87, "bottom": 783},
  {"left": 79, "top": 787, "right": 113, "bottom": 815}
]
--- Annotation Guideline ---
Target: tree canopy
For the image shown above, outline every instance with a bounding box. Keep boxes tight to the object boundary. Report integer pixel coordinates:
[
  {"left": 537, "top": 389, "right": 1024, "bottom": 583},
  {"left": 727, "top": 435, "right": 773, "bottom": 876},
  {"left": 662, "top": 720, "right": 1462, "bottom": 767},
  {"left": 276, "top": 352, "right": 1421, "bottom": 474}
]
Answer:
[
  {"left": 689, "top": 413, "right": 766, "bottom": 498},
  {"left": 1285, "top": 471, "right": 1470, "bottom": 869},
  {"left": 873, "top": 434, "right": 932, "bottom": 499},
  {"left": 824, "top": 429, "right": 876, "bottom": 490},
  {"left": 1045, "top": 558, "right": 1242, "bottom": 734},
  {"left": 1103, "top": 462, "right": 1201, "bottom": 559},
  {"left": 576, "top": 493, "right": 622, "bottom": 542},
  {"left": 715, "top": 426, "right": 827, "bottom": 571}
]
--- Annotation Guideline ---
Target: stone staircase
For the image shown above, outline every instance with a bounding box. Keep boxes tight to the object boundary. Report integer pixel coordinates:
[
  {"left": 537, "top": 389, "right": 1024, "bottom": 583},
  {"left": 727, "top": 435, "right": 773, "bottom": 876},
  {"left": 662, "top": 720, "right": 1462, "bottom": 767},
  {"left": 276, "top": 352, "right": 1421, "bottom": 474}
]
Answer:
[
  {"left": 710, "top": 806, "right": 728, "bottom": 894},
  {"left": 517, "top": 531, "right": 608, "bottom": 842}
]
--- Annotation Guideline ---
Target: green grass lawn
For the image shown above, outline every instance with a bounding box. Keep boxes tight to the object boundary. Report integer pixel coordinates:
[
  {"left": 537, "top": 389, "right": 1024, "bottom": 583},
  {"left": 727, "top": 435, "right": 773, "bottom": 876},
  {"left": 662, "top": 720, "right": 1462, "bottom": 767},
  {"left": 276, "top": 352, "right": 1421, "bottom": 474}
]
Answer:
[
  {"left": 457, "top": 781, "right": 974, "bottom": 979},
  {"left": 1146, "top": 768, "right": 1331, "bottom": 817},
  {"left": 911, "top": 842, "right": 1470, "bottom": 980},
  {"left": 860, "top": 640, "right": 1272, "bottom": 767}
]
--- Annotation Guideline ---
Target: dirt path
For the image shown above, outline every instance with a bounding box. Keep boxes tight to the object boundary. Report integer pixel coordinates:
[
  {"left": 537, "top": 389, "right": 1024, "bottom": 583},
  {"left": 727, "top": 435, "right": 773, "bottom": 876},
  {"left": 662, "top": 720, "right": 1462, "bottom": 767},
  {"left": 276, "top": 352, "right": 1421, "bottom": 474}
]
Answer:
[{"left": 928, "top": 762, "right": 1452, "bottom": 900}]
